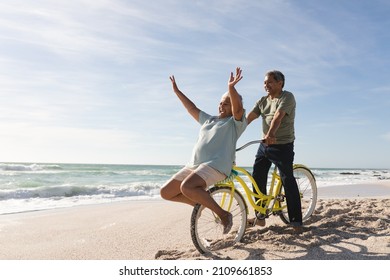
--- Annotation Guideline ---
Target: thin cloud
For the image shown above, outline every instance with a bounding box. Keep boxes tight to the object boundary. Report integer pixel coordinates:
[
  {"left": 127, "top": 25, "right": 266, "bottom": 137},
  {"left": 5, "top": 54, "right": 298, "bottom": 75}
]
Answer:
[{"left": 383, "top": 132, "right": 390, "bottom": 142}]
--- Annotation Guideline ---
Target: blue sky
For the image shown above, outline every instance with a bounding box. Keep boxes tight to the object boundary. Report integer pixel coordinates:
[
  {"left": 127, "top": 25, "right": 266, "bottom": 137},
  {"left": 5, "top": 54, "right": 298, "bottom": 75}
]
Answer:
[{"left": 0, "top": 0, "right": 389, "bottom": 168}]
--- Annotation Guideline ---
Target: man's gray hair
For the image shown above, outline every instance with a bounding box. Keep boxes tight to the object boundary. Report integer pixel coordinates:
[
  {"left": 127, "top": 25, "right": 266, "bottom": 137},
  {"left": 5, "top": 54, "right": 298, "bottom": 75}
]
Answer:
[{"left": 266, "top": 70, "right": 285, "bottom": 88}]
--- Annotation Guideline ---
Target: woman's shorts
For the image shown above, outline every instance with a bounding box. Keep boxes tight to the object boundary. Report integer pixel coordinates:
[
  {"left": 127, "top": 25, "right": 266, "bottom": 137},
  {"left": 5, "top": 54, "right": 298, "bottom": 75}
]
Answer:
[{"left": 172, "top": 164, "right": 226, "bottom": 187}]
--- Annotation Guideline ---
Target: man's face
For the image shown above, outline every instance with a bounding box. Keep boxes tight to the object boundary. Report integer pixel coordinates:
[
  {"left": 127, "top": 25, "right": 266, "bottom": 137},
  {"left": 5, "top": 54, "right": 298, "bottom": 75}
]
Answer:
[
  {"left": 218, "top": 95, "right": 232, "bottom": 118},
  {"left": 264, "top": 75, "right": 283, "bottom": 96}
]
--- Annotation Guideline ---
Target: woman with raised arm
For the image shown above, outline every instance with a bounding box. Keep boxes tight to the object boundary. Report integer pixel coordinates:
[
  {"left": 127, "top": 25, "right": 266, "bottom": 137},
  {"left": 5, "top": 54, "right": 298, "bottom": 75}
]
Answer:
[{"left": 160, "top": 67, "right": 247, "bottom": 234}]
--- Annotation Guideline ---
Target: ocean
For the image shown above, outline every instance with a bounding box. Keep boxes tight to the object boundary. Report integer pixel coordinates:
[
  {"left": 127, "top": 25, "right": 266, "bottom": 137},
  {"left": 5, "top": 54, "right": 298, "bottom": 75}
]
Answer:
[{"left": 0, "top": 162, "right": 389, "bottom": 215}]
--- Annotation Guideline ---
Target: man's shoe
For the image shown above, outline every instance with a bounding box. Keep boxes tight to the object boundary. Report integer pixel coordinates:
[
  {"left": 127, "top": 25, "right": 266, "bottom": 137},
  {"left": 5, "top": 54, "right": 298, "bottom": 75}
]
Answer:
[{"left": 290, "top": 222, "right": 303, "bottom": 233}]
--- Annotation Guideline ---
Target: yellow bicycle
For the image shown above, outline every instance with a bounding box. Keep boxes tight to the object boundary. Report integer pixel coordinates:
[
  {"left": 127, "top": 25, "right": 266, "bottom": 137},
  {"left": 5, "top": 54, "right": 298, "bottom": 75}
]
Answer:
[{"left": 190, "top": 140, "right": 317, "bottom": 254}]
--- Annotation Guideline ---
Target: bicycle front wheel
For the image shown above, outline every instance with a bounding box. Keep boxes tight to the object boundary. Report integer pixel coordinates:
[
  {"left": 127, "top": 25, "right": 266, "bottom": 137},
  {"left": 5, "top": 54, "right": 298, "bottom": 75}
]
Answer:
[
  {"left": 279, "top": 165, "right": 317, "bottom": 224},
  {"left": 190, "top": 186, "right": 247, "bottom": 254}
]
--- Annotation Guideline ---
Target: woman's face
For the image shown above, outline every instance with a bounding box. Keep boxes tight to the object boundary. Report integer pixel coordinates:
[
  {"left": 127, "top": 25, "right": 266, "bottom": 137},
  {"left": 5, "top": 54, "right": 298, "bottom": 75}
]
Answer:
[{"left": 218, "top": 95, "right": 232, "bottom": 118}]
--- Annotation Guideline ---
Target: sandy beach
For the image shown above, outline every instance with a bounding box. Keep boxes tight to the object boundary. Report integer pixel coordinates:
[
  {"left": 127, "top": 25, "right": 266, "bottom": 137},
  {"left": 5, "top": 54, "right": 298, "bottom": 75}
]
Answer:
[{"left": 0, "top": 181, "right": 389, "bottom": 260}]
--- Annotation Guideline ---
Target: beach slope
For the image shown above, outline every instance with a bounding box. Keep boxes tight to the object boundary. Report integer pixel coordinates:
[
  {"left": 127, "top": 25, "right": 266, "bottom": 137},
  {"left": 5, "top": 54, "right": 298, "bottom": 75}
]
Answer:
[{"left": 0, "top": 181, "right": 389, "bottom": 260}]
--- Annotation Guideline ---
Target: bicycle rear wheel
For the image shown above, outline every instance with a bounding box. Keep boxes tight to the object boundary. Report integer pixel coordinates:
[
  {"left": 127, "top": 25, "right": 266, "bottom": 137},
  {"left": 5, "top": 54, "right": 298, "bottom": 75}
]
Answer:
[
  {"left": 190, "top": 186, "right": 247, "bottom": 254},
  {"left": 279, "top": 165, "right": 317, "bottom": 224}
]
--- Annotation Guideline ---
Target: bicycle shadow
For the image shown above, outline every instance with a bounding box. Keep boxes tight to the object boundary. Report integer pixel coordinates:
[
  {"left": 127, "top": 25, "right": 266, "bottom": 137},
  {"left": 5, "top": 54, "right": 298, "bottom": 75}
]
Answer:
[
  {"left": 155, "top": 199, "right": 389, "bottom": 260},
  {"left": 237, "top": 198, "right": 390, "bottom": 260}
]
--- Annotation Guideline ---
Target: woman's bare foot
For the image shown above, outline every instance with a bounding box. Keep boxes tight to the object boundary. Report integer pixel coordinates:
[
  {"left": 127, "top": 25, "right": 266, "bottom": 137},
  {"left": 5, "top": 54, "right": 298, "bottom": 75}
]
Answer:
[{"left": 221, "top": 212, "right": 233, "bottom": 234}]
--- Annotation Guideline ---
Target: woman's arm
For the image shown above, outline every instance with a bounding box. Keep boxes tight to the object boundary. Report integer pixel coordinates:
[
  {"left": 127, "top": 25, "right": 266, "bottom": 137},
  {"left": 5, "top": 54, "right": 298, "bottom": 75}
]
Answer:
[
  {"left": 228, "top": 67, "right": 244, "bottom": 121},
  {"left": 169, "top": 75, "right": 200, "bottom": 122}
]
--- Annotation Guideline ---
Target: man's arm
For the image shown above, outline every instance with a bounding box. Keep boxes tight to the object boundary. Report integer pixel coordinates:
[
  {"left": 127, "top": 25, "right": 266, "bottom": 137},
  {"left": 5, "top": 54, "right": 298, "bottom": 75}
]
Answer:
[
  {"left": 246, "top": 111, "right": 259, "bottom": 125},
  {"left": 228, "top": 67, "right": 244, "bottom": 121},
  {"left": 169, "top": 75, "right": 200, "bottom": 122},
  {"left": 264, "top": 109, "right": 286, "bottom": 145}
]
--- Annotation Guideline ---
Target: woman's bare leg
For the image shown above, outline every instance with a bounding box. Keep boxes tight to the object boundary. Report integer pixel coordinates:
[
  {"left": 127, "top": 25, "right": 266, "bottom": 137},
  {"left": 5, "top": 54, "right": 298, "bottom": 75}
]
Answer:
[
  {"left": 180, "top": 173, "right": 232, "bottom": 233},
  {"left": 160, "top": 173, "right": 232, "bottom": 233},
  {"left": 160, "top": 179, "right": 196, "bottom": 206}
]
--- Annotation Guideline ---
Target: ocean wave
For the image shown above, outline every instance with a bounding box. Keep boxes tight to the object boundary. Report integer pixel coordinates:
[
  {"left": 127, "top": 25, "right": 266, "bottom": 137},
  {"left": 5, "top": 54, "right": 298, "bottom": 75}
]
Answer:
[
  {"left": 0, "top": 182, "right": 161, "bottom": 201},
  {"left": 0, "top": 181, "right": 163, "bottom": 215},
  {"left": 0, "top": 163, "right": 62, "bottom": 172},
  {"left": 311, "top": 168, "right": 390, "bottom": 186}
]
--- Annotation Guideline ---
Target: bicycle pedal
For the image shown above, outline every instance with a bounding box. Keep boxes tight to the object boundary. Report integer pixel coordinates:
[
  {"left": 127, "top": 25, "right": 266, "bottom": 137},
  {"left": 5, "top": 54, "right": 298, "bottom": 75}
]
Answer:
[
  {"left": 247, "top": 217, "right": 266, "bottom": 227},
  {"left": 256, "top": 213, "right": 267, "bottom": 220}
]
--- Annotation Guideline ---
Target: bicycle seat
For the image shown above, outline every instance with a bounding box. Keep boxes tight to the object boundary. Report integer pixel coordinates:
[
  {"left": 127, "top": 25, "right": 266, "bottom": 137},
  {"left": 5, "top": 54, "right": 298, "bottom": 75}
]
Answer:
[{"left": 215, "top": 169, "right": 239, "bottom": 184}]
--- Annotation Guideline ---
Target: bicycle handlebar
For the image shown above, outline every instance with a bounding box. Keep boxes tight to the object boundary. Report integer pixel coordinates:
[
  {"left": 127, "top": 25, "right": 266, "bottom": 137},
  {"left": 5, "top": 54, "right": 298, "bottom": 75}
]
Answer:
[{"left": 236, "top": 140, "right": 264, "bottom": 152}]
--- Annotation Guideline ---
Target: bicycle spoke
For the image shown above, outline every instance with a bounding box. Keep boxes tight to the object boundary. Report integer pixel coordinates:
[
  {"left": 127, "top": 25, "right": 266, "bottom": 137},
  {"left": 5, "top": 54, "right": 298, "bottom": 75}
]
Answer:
[{"left": 191, "top": 187, "right": 247, "bottom": 254}]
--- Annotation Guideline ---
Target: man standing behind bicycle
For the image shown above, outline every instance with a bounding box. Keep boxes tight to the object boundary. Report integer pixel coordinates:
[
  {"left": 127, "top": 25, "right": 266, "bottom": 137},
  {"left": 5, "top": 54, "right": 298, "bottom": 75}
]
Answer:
[{"left": 247, "top": 70, "right": 302, "bottom": 231}]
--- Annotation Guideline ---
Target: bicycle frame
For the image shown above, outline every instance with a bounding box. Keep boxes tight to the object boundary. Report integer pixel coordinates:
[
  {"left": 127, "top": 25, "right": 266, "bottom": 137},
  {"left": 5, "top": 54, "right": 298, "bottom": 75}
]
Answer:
[{"left": 215, "top": 164, "right": 287, "bottom": 217}]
